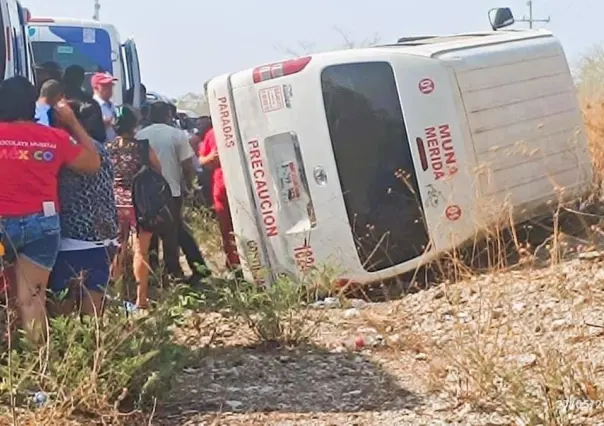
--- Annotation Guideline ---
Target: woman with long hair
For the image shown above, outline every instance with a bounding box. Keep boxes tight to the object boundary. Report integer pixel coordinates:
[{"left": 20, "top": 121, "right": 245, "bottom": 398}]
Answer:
[{"left": 106, "top": 105, "right": 162, "bottom": 309}]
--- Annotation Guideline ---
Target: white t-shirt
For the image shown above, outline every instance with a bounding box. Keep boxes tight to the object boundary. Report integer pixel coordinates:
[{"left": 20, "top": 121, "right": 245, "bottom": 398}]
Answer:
[{"left": 135, "top": 123, "right": 194, "bottom": 197}]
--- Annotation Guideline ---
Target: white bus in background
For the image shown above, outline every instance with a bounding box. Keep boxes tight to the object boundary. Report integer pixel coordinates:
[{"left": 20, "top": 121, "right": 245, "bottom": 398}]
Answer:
[
  {"left": 27, "top": 17, "right": 142, "bottom": 107},
  {"left": 207, "top": 8, "right": 594, "bottom": 286},
  {"left": 0, "top": 0, "right": 35, "bottom": 82}
]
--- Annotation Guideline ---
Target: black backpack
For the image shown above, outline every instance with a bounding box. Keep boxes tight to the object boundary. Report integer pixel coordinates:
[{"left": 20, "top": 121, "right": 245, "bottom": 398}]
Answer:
[{"left": 131, "top": 139, "right": 175, "bottom": 234}]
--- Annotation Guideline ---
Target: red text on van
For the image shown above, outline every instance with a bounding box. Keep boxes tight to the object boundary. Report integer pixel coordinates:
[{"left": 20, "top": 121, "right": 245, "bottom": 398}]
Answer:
[
  {"left": 424, "top": 124, "right": 458, "bottom": 180},
  {"left": 293, "top": 241, "right": 315, "bottom": 272},
  {"left": 248, "top": 139, "right": 278, "bottom": 237},
  {"left": 218, "top": 96, "right": 235, "bottom": 148},
  {"left": 245, "top": 239, "right": 265, "bottom": 285}
]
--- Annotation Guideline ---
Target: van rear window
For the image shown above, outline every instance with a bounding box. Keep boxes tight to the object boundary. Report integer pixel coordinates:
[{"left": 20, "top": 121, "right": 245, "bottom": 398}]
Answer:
[{"left": 321, "top": 61, "right": 429, "bottom": 272}]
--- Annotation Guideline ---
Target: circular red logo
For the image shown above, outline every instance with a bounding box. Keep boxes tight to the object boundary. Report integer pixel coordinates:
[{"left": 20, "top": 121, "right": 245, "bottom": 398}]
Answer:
[
  {"left": 419, "top": 78, "right": 434, "bottom": 94},
  {"left": 445, "top": 205, "right": 462, "bottom": 221}
]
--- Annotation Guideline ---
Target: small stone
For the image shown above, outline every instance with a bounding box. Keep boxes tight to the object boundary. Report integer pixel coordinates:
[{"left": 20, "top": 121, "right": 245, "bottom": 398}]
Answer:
[
  {"left": 330, "top": 345, "right": 347, "bottom": 354},
  {"left": 350, "top": 299, "right": 368, "bottom": 309},
  {"left": 579, "top": 251, "right": 603, "bottom": 260},
  {"left": 344, "top": 308, "right": 360, "bottom": 319},
  {"left": 385, "top": 325, "right": 394, "bottom": 333},
  {"left": 371, "top": 335, "right": 385, "bottom": 347},
  {"left": 512, "top": 302, "right": 526, "bottom": 312},
  {"left": 388, "top": 334, "right": 401, "bottom": 345},
  {"left": 323, "top": 297, "right": 341, "bottom": 308},
  {"left": 415, "top": 353, "right": 428, "bottom": 361},
  {"left": 225, "top": 400, "right": 243, "bottom": 410},
  {"left": 513, "top": 353, "right": 537, "bottom": 367},
  {"left": 552, "top": 318, "right": 569, "bottom": 330}
]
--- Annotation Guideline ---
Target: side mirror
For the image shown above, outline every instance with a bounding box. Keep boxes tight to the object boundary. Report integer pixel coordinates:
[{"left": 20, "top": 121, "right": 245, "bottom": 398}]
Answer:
[{"left": 488, "top": 7, "right": 515, "bottom": 31}]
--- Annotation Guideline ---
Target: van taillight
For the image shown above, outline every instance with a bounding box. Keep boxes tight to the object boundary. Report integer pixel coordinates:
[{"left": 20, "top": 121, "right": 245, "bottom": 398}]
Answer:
[{"left": 252, "top": 56, "right": 311, "bottom": 84}]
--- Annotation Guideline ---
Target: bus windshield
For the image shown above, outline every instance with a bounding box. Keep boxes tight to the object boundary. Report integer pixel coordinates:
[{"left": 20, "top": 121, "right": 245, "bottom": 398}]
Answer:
[
  {"left": 30, "top": 25, "right": 113, "bottom": 91},
  {"left": 31, "top": 40, "right": 110, "bottom": 74}
]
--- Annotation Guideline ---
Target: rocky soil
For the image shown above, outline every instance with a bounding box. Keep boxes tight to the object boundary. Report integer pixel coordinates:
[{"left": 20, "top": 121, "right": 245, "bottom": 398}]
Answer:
[{"left": 156, "top": 250, "right": 604, "bottom": 426}]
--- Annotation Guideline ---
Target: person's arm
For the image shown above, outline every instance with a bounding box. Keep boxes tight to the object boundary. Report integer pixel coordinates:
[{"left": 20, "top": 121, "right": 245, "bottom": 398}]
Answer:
[
  {"left": 176, "top": 129, "right": 197, "bottom": 190},
  {"left": 149, "top": 147, "right": 162, "bottom": 174},
  {"left": 198, "top": 131, "right": 219, "bottom": 167},
  {"left": 54, "top": 102, "right": 101, "bottom": 173},
  {"left": 181, "top": 157, "right": 197, "bottom": 183},
  {"left": 199, "top": 150, "right": 218, "bottom": 167}
]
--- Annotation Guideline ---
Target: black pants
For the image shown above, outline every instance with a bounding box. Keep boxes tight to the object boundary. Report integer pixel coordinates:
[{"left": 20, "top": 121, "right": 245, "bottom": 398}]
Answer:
[{"left": 149, "top": 196, "right": 207, "bottom": 277}]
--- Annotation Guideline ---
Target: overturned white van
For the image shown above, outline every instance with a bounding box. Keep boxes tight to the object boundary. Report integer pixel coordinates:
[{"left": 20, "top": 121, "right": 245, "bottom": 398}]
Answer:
[{"left": 207, "top": 9, "right": 593, "bottom": 286}]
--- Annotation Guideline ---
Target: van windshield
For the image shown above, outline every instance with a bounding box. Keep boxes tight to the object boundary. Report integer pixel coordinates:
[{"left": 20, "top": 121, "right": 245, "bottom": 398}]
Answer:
[{"left": 321, "top": 61, "right": 430, "bottom": 272}]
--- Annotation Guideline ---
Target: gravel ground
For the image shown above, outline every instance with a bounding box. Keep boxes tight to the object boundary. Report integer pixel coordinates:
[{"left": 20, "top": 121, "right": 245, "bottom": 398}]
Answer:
[{"left": 155, "top": 247, "right": 604, "bottom": 426}]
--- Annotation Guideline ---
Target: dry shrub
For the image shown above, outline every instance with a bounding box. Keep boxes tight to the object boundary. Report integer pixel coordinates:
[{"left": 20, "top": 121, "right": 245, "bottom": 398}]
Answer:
[
  {"left": 577, "top": 45, "right": 604, "bottom": 181},
  {"left": 581, "top": 100, "right": 604, "bottom": 180}
]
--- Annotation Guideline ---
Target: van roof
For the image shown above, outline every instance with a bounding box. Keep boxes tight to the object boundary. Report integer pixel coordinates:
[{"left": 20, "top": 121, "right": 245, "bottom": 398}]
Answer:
[
  {"left": 311, "top": 29, "right": 553, "bottom": 62},
  {"left": 374, "top": 29, "right": 553, "bottom": 58}
]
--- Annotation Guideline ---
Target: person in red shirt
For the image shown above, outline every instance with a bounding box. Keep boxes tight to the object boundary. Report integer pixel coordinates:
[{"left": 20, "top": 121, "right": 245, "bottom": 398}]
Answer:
[
  {"left": 198, "top": 127, "right": 241, "bottom": 272},
  {"left": 0, "top": 76, "right": 100, "bottom": 341}
]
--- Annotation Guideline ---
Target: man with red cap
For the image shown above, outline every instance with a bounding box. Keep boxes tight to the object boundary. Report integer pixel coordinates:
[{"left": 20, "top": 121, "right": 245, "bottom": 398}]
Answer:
[{"left": 91, "top": 72, "right": 118, "bottom": 142}]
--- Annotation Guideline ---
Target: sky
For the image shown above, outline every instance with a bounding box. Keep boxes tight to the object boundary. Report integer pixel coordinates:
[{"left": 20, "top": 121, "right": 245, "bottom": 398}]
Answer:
[{"left": 22, "top": 0, "right": 604, "bottom": 98}]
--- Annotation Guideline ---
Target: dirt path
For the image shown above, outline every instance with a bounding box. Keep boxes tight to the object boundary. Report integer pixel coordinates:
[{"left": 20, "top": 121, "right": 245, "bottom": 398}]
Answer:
[{"left": 155, "top": 253, "right": 604, "bottom": 425}]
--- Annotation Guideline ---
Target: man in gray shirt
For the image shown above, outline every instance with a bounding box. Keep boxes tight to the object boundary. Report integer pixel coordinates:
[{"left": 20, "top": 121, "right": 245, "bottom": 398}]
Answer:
[{"left": 136, "top": 101, "right": 208, "bottom": 281}]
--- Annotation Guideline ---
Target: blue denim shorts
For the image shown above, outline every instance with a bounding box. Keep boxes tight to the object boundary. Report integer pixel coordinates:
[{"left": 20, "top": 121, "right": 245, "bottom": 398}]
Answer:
[{"left": 1, "top": 213, "right": 61, "bottom": 270}]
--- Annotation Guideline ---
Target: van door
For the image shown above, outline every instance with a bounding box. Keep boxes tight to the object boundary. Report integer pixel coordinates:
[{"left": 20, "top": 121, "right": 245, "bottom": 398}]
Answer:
[
  {"left": 121, "top": 38, "right": 141, "bottom": 108},
  {"left": 320, "top": 61, "right": 431, "bottom": 273}
]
